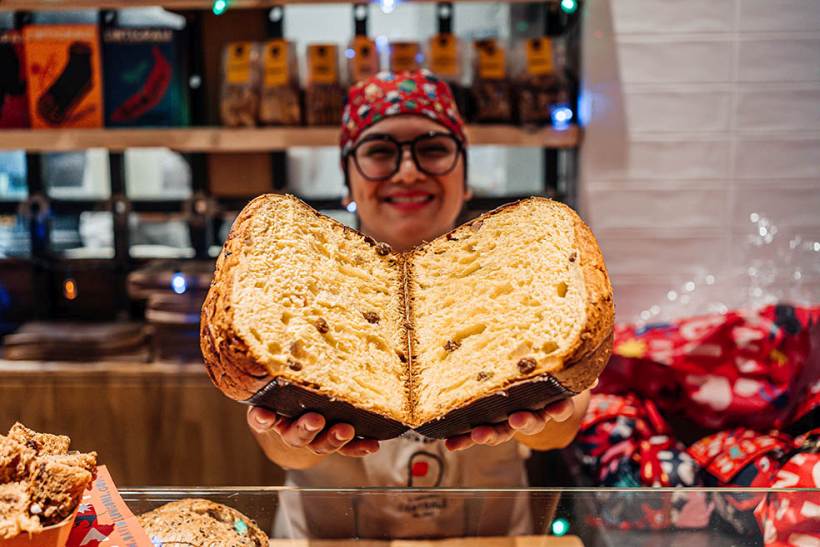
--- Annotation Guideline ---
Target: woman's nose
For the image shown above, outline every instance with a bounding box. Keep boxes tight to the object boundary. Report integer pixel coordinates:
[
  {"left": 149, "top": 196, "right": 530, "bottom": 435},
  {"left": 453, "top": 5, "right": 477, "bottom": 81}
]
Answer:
[{"left": 394, "top": 149, "right": 424, "bottom": 184}]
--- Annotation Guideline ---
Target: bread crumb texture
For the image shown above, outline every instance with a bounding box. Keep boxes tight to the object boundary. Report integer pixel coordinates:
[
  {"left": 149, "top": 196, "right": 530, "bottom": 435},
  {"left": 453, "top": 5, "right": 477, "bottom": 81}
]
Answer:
[{"left": 202, "top": 194, "right": 614, "bottom": 428}]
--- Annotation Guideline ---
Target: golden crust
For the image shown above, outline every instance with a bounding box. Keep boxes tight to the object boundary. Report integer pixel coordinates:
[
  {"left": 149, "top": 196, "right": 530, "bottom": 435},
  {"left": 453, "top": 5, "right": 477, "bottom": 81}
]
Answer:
[{"left": 201, "top": 194, "right": 614, "bottom": 427}]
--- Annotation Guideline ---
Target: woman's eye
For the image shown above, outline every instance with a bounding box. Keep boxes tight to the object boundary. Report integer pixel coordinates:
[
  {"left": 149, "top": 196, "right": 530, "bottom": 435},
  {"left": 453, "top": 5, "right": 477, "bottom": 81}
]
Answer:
[
  {"left": 363, "top": 146, "right": 396, "bottom": 158},
  {"left": 417, "top": 145, "right": 450, "bottom": 157}
]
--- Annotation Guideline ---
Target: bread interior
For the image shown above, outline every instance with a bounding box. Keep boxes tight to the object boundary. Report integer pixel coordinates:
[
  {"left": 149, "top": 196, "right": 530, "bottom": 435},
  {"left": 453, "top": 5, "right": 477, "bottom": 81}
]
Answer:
[
  {"left": 410, "top": 199, "right": 587, "bottom": 424},
  {"left": 230, "top": 197, "right": 408, "bottom": 420}
]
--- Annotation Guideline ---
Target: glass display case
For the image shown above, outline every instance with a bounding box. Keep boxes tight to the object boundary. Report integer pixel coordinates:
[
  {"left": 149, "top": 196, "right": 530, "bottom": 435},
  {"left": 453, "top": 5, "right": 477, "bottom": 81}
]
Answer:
[{"left": 120, "top": 486, "right": 818, "bottom": 545}]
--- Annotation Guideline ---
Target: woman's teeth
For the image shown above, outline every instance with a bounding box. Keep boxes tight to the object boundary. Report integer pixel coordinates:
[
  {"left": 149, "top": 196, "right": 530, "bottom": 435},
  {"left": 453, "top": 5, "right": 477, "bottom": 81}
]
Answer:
[{"left": 384, "top": 195, "right": 434, "bottom": 203}]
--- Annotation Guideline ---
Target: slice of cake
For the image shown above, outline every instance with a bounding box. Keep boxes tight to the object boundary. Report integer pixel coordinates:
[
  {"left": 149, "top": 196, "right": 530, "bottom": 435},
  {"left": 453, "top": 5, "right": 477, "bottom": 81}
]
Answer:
[
  {"left": 7, "top": 423, "right": 70, "bottom": 456},
  {"left": 0, "top": 482, "right": 40, "bottom": 540},
  {"left": 201, "top": 194, "right": 614, "bottom": 439}
]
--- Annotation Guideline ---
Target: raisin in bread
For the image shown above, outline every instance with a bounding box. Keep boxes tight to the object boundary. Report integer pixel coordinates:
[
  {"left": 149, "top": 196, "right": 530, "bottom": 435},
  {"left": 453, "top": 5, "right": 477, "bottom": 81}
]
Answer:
[
  {"left": 137, "top": 498, "right": 268, "bottom": 546},
  {"left": 201, "top": 194, "right": 614, "bottom": 439}
]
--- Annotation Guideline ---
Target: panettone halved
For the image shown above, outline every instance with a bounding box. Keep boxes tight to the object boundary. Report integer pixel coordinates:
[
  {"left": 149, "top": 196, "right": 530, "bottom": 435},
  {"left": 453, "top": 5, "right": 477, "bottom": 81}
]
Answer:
[{"left": 201, "top": 194, "right": 614, "bottom": 439}]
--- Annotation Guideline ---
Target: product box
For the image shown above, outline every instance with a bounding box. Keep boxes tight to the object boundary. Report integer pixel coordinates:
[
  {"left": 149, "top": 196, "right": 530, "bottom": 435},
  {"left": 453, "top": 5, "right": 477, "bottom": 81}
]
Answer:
[
  {"left": 102, "top": 27, "right": 189, "bottom": 127},
  {"left": 23, "top": 24, "right": 104, "bottom": 128},
  {"left": 220, "top": 41, "right": 261, "bottom": 127},
  {"left": 305, "top": 43, "right": 343, "bottom": 126},
  {"left": 0, "top": 30, "right": 30, "bottom": 128},
  {"left": 259, "top": 38, "right": 301, "bottom": 126}
]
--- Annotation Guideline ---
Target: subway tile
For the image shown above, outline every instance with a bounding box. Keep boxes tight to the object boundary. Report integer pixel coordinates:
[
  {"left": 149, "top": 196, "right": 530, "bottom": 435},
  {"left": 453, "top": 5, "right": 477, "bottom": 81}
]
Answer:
[
  {"left": 732, "top": 181, "right": 820, "bottom": 226},
  {"left": 738, "top": 38, "right": 820, "bottom": 82},
  {"left": 625, "top": 90, "right": 732, "bottom": 132},
  {"left": 596, "top": 231, "right": 729, "bottom": 277},
  {"left": 736, "top": 87, "right": 820, "bottom": 131},
  {"left": 612, "top": 0, "right": 736, "bottom": 34},
  {"left": 618, "top": 140, "right": 732, "bottom": 180},
  {"left": 734, "top": 139, "right": 820, "bottom": 179},
  {"left": 739, "top": 0, "right": 820, "bottom": 32},
  {"left": 618, "top": 39, "right": 733, "bottom": 83}
]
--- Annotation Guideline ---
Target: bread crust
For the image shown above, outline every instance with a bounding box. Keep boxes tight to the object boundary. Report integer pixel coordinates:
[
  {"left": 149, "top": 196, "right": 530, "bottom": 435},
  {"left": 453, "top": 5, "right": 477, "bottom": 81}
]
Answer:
[{"left": 201, "top": 194, "right": 614, "bottom": 437}]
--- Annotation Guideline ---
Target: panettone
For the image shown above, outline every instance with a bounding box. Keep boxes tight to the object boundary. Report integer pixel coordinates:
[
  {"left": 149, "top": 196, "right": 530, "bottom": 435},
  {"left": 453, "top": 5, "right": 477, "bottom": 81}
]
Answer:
[
  {"left": 201, "top": 194, "right": 614, "bottom": 439},
  {"left": 137, "top": 498, "right": 268, "bottom": 546}
]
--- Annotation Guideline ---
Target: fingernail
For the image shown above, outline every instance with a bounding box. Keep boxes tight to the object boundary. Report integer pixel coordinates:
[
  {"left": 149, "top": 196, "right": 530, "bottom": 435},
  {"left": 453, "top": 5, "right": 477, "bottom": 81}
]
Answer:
[
  {"left": 304, "top": 421, "right": 321, "bottom": 432},
  {"left": 334, "top": 431, "right": 350, "bottom": 442},
  {"left": 254, "top": 414, "right": 272, "bottom": 427}
]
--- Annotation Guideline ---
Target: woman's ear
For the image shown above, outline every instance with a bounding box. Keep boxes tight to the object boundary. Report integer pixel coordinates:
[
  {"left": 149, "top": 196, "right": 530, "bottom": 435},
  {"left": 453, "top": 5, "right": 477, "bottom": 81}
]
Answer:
[{"left": 342, "top": 194, "right": 351, "bottom": 207}]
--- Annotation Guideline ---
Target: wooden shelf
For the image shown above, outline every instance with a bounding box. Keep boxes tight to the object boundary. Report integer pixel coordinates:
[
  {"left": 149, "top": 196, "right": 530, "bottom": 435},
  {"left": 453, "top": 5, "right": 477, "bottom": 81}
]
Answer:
[
  {"left": 0, "top": 125, "right": 580, "bottom": 152},
  {"left": 0, "top": 0, "right": 535, "bottom": 10}
]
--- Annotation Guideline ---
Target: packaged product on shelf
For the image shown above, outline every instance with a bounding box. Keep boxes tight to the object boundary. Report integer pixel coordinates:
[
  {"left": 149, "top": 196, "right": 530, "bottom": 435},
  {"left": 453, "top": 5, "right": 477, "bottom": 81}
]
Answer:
[
  {"left": 347, "top": 35, "right": 379, "bottom": 84},
  {"left": 426, "top": 32, "right": 467, "bottom": 116},
  {"left": 305, "top": 43, "right": 343, "bottom": 126},
  {"left": 22, "top": 24, "right": 104, "bottom": 129},
  {"left": 389, "top": 41, "right": 421, "bottom": 73},
  {"left": 102, "top": 27, "right": 189, "bottom": 127},
  {"left": 259, "top": 38, "right": 301, "bottom": 126},
  {"left": 514, "top": 36, "right": 568, "bottom": 126},
  {"left": 0, "top": 30, "right": 30, "bottom": 128},
  {"left": 220, "top": 41, "right": 260, "bottom": 127},
  {"left": 471, "top": 38, "right": 512, "bottom": 123}
]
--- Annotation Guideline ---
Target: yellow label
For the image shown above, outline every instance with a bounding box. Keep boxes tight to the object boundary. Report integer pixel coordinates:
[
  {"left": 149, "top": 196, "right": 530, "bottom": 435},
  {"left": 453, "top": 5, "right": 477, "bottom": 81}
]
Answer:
[
  {"left": 475, "top": 39, "right": 506, "bottom": 80},
  {"left": 526, "top": 37, "right": 554, "bottom": 76},
  {"left": 350, "top": 36, "right": 379, "bottom": 83},
  {"left": 428, "top": 33, "right": 458, "bottom": 77},
  {"left": 307, "top": 44, "right": 338, "bottom": 85},
  {"left": 226, "top": 41, "right": 253, "bottom": 84},
  {"left": 390, "top": 42, "right": 420, "bottom": 72},
  {"left": 263, "top": 39, "right": 289, "bottom": 87}
]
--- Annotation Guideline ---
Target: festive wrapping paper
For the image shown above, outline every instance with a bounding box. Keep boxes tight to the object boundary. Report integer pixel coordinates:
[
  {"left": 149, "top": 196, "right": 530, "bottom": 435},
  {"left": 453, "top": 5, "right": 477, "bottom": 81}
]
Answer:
[
  {"left": 688, "top": 428, "right": 793, "bottom": 536},
  {"left": 786, "top": 379, "right": 820, "bottom": 438},
  {"left": 577, "top": 394, "right": 712, "bottom": 530},
  {"left": 754, "top": 429, "right": 820, "bottom": 547},
  {"left": 601, "top": 305, "right": 820, "bottom": 432}
]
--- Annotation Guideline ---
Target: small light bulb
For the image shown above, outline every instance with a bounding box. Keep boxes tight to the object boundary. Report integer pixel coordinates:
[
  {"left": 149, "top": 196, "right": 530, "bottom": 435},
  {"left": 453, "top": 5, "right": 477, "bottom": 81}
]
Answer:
[
  {"left": 560, "top": 0, "right": 578, "bottom": 14},
  {"left": 380, "top": 0, "right": 396, "bottom": 15},
  {"left": 346, "top": 201, "right": 358, "bottom": 213},
  {"left": 63, "top": 278, "right": 78, "bottom": 301},
  {"left": 705, "top": 275, "right": 716, "bottom": 285},
  {"left": 667, "top": 290, "right": 678, "bottom": 301},
  {"left": 345, "top": 48, "right": 356, "bottom": 59},
  {"left": 685, "top": 281, "right": 695, "bottom": 292},
  {"left": 171, "top": 272, "right": 187, "bottom": 295},
  {"left": 212, "top": 0, "right": 228, "bottom": 16},
  {"left": 551, "top": 517, "right": 570, "bottom": 536},
  {"left": 550, "top": 104, "right": 573, "bottom": 129}
]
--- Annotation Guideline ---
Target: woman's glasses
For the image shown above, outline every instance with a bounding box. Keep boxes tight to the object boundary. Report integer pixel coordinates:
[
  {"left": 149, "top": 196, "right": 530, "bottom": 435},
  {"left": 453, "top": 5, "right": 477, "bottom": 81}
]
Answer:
[{"left": 348, "top": 131, "right": 463, "bottom": 182}]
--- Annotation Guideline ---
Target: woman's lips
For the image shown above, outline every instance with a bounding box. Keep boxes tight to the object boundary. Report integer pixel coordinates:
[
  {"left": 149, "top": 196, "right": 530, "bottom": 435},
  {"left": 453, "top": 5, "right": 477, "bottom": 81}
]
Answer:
[{"left": 381, "top": 192, "right": 435, "bottom": 212}]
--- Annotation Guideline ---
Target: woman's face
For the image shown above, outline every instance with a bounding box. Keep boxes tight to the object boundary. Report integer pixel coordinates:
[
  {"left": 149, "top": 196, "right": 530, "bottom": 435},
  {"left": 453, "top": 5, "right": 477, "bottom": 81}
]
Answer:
[{"left": 345, "top": 116, "right": 470, "bottom": 252}]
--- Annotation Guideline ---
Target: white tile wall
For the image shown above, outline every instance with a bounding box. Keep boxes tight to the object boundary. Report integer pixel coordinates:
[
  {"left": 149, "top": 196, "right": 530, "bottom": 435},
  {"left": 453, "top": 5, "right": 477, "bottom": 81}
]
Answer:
[{"left": 582, "top": 0, "right": 820, "bottom": 322}]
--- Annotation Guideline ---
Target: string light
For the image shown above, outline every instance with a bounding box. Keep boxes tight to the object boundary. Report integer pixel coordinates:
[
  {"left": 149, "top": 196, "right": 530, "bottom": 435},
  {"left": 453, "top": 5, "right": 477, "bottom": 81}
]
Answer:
[
  {"left": 550, "top": 104, "right": 573, "bottom": 129},
  {"left": 346, "top": 201, "right": 358, "bottom": 213},
  {"left": 551, "top": 517, "right": 570, "bottom": 536},
  {"left": 171, "top": 272, "right": 187, "bottom": 295},
  {"left": 63, "top": 278, "right": 78, "bottom": 301},
  {"left": 379, "top": 0, "right": 397, "bottom": 14},
  {"left": 560, "top": 0, "right": 578, "bottom": 14},
  {"left": 212, "top": 0, "right": 229, "bottom": 16}
]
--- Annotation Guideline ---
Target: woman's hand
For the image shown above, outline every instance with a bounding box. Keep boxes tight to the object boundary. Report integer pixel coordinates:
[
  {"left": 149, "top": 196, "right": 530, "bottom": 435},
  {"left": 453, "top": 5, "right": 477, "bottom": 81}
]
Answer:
[
  {"left": 444, "top": 389, "right": 591, "bottom": 452},
  {"left": 247, "top": 407, "right": 380, "bottom": 469}
]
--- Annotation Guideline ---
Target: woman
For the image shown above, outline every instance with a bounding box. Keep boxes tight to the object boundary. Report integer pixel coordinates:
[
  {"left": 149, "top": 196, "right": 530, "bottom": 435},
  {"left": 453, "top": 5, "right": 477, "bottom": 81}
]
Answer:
[{"left": 247, "top": 69, "right": 591, "bottom": 538}]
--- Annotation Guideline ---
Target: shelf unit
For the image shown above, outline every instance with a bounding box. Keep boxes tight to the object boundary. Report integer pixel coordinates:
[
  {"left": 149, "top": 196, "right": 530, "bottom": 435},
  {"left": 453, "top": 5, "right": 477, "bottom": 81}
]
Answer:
[
  {"left": 0, "top": 125, "right": 580, "bottom": 152},
  {"left": 0, "top": 0, "right": 584, "bottom": 326}
]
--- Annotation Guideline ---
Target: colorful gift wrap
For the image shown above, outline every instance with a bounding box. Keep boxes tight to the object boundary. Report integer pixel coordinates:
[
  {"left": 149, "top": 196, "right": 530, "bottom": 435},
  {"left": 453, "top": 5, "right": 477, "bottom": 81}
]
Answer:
[
  {"left": 601, "top": 305, "right": 819, "bottom": 432},
  {"left": 688, "top": 428, "right": 794, "bottom": 535}
]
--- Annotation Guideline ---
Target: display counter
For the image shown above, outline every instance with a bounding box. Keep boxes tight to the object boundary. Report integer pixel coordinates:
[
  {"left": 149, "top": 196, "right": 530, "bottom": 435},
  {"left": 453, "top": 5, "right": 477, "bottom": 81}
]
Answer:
[{"left": 119, "top": 486, "right": 817, "bottom": 546}]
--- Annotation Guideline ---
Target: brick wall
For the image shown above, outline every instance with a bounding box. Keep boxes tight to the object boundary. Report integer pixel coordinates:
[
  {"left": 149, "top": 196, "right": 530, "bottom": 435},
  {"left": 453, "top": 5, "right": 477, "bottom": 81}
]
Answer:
[{"left": 581, "top": 0, "right": 820, "bottom": 322}]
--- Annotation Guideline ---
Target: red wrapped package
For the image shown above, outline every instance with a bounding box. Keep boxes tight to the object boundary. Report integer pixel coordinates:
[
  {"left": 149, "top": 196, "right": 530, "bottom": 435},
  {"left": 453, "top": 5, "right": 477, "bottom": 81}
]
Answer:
[
  {"left": 689, "top": 428, "right": 793, "bottom": 535},
  {"left": 602, "top": 304, "right": 820, "bottom": 431},
  {"left": 754, "top": 429, "right": 820, "bottom": 546}
]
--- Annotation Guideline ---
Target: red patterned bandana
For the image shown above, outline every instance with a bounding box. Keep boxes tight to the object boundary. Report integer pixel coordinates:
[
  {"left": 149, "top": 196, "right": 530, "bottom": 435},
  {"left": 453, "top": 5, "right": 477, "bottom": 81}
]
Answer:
[{"left": 339, "top": 69, "right": 466, "bottom": 156}]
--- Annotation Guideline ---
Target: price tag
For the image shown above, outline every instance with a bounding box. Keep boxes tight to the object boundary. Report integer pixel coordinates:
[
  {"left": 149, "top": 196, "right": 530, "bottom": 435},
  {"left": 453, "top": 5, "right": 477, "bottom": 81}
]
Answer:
[
  {"left": 226, "top": 41, "right": 253, "bottom": 84},
  {"left": 308, "top": 44, "right": 339, "bottom": 85},
  {"left": 390, "top": 41, "right": 420, "bottom": 72},
  {"left": 428, "top": 33, "right": 458, "bottom": 77},
  {"left": 263, "top": 39, "right": 289, "bottom": 87},
  {"left": 475, "top": 38, "right": 506, "bottom": 80},
  {"left": 350, "top": 36, "right": 379, "bottom": 83},
  {"left": 526, "top": 37, "right": 554, "bottom": 77}
]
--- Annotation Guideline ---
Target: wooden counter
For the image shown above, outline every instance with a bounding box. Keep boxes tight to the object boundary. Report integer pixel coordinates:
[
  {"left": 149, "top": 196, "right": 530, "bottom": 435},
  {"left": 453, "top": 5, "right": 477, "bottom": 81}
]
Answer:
[{"left": 0, "top": 360, "right": 285, "bottom": 487}]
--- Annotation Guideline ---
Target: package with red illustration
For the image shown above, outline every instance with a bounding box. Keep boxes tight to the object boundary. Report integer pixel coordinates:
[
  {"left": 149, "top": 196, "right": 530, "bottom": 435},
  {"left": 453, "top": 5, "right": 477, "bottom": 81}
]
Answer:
[
  {"left": 23, "top": 24, "right": 104, "bottom": 128},
  {"left": 102, "top": 27, "right": 189, "bottom": 127},
  {"left": 0, "top": 30, "right": 30, "bottom": 128}
]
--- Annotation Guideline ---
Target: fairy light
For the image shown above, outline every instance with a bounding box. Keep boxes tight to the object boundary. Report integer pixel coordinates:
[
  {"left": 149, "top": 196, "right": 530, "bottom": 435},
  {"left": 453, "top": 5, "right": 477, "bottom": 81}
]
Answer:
[
  {"left": 560, "top": 0, "right": 578, "bottom": 14},
  {"left": 551, "top": 517, "right": 570, "bottom": 536},
  {"left": 379, "top": 0, "right": 397, "bottom": 14},
  {"left": 171, "top": 272, "right": 187, "bottom": 295},
  {"left": 63, "top": 278, "right": 78, "bottom": 301},
  {"left": 212, "top": 0, "right": 229, "bottom": 16}
]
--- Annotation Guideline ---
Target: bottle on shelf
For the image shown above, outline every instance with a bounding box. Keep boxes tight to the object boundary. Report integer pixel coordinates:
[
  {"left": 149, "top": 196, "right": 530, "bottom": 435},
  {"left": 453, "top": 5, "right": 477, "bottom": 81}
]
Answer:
[
  {"left": 220, "top": 41, "right": 261, "bottom": 127},
  {"left": 425, "top": 2, "right": 468, "bottom": 118},
  {"left": 347, "top": 3, "right": 380, "bottom": 85},
  {"left": 470, "top": 38, "right": 513, "bottom": 124},
  {"left": 305, "top": 43, "right": 343, "bottom": 126},
  {"left": 389, "top": 40, "right": 422, "bottom": 73},
  {"left": 259, "top": 38, "right": 301, "bottom": 126}
]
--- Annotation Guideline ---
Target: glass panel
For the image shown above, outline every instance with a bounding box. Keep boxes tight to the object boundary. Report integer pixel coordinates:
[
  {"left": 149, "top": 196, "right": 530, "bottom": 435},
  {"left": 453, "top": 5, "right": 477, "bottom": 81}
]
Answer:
[
  {"left": 129, "top": 213, "right": 193, "bottom": 259},
  {"left": 119, "top": 487, "right": 817, "bottom": 544},
  {"left": 125, "top": 148, "right": 192, "bottom": 199},
  {"left": 43, "top": 149, "right": 110, "bottom": 200},
  {"left": 0, "top": 151, "right": 27, "bottom": 200},
  {"left": 58, "top": 211, "right": 114, "bottom": 259}
]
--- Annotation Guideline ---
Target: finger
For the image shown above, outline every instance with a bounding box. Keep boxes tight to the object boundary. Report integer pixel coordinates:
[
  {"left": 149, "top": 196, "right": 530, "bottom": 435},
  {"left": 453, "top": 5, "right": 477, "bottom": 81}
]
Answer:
[
  {"left": 338, "top": 438, "right": 380, "bottom": 457},
  {"left": 445, "top": 432, "right": 474, "bottom": 452},
  {"left": 247, "top": 407, "right": 280, "bottom": 433},
  {"left": 471, "top": 423, "right": 514, "bottom": 446},
  {"left": 307, "top": 423, "right": 355, "bottom": 455},
  {"left": 279, "top": 413, "right": 325, "bottom": 448},
  {"left": 489, "top": 422, "right": 516, "bottom": 445},
  {"left": 508, "top": 410, "right": 549, "bottom": 436},
  {"left": 544, "top": 397, "right": 575, "bottom": 422}
]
